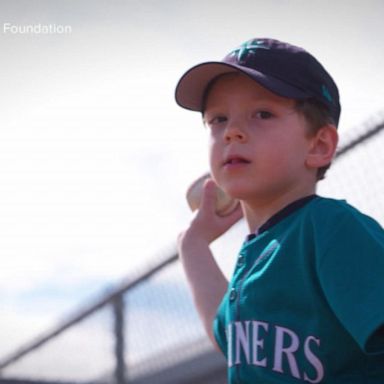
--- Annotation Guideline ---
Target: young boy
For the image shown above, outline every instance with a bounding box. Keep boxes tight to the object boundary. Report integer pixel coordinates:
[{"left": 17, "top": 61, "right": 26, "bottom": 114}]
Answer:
[{"left": 175, "top": 38, "right": 384, "bottom": 383}]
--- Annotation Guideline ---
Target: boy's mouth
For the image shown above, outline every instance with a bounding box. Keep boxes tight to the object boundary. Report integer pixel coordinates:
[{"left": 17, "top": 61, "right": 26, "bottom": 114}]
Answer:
[{"left": 223, "top": 156, "right": 251, "bottom": 166}]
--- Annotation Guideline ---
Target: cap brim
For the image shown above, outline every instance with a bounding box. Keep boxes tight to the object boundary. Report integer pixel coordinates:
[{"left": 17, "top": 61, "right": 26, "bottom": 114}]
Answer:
[{"left": 175, "top": 61, "right": 309, "bottom": 112}]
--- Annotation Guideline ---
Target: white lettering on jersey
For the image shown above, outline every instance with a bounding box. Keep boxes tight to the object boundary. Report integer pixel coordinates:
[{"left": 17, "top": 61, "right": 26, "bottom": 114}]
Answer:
[
  {"left": 235, "top": 320, "right": 251, "bottom": 364},
  {"left": 252, "top": 320, "right": 269, "bottom": 367},
  {"left": 227, "top": 320, "right": 233, "bottom": 367},
  {"left": 303, "top": 336, "right": 324, "bottom": 383},
  {"left": 273, "top": 325, "right": 301, "bottom": 379},
  {"left": 226, "top": 321, "right": 324, "bottom": 382}
]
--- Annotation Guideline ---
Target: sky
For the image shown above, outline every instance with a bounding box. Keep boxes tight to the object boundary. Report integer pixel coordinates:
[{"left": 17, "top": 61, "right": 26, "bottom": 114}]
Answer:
[{"left": 0, "top": 0, "right": 384, "bottom": 379}]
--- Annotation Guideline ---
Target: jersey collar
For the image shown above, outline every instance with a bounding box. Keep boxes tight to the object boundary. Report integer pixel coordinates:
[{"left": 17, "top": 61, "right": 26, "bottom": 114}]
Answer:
[{"left": 246, "top": 194, "right": 318, "bottom": 241}]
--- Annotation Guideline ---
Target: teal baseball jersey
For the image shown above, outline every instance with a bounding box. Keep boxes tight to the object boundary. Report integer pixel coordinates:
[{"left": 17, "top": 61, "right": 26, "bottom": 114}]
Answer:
[{"left": 213, "top": 196, "right": 384, "bottom": 383}]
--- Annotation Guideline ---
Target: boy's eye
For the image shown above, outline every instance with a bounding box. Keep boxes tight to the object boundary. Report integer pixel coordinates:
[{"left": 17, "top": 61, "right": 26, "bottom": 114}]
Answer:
[
  {"left": 253, "top": 110, "right": 273, "bottom": 119},
  {"left": 208, "top": 115, "right": 227, "bottom": 126}
]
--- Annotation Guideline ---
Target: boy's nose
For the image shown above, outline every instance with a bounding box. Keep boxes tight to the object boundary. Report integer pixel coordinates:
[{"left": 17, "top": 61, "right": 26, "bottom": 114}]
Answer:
[{"left": 224, "top": 123, "right": 246, "bottom": 143}]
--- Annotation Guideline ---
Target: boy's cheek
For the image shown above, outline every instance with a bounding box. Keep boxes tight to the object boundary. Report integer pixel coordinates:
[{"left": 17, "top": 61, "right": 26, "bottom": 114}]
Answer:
[
  {"left": 208, "top": 142, "right": 220, "bottom": 164},
  {"left": 208, "top": 156, "right": 221, "bottom": 181},
  {"left": 209, "top": 133, "right": 220, "bottom": 146}
]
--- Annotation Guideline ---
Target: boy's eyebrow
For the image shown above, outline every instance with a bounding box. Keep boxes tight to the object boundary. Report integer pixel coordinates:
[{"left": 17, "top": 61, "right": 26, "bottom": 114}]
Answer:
[{"left": 203, "top": 97, "right": 295, "bottom": 112}]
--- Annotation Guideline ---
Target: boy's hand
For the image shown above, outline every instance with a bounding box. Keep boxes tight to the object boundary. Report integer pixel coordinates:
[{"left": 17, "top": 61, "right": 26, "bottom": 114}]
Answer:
[
  {"left": 177, "top": 178, "right": 241, "bottom": 346},
  {"left": 181, "top": 178, "right": 243, "bottom": 245}
]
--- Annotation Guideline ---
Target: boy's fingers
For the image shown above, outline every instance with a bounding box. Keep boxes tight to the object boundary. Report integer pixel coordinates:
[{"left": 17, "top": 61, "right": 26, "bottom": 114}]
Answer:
[
  {"left": 199, "top": 179, "right": 217, "bottom": 212},
  {"left": 201, "top": 180, "right": 243, "bottom": 223},
  {"left": 222, "top": 201, "right": 243, "bottom": 225}
]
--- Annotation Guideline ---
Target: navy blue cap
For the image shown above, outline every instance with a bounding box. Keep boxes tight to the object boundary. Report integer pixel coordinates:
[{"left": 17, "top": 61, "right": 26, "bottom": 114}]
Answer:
[{"left": 175, "top": 38, "right": 341, "bottom": 126}]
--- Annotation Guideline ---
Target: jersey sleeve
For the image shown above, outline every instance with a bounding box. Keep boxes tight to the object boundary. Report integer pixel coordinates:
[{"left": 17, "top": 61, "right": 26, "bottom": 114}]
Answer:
[{"left": 316, "top": 202, "right": 384, "bottom": 355}]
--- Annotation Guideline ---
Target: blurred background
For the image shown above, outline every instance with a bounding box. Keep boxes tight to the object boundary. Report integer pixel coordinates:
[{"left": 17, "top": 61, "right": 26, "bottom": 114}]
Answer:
[{"left": 0, "top": 0, "right": 383, "bottom": 383}]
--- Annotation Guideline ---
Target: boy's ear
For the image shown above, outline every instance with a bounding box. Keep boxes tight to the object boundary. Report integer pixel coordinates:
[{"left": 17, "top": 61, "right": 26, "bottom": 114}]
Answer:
[{"left": 306, "top": 125, "right": 338, "bottom": 169}]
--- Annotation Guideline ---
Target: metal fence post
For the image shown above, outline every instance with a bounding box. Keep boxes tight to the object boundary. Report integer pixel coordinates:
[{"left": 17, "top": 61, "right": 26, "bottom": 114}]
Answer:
[{"left": 113, "top": 295, "right": 126, "bottom": 384}]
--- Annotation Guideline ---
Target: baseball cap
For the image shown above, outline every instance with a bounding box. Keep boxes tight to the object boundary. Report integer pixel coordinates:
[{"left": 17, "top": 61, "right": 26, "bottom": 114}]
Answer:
[{"left": 175, "top": 38, "right": 341, "bottom": 126}]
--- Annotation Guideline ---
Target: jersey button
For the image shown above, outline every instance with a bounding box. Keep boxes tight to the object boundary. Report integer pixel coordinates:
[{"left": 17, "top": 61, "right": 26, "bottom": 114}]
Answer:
[
  {"left": 229, "top": 288, "right": 237, "bottom": 301},
  {"left": 237, "top": 255, "right": 245, "bottom": 267}
]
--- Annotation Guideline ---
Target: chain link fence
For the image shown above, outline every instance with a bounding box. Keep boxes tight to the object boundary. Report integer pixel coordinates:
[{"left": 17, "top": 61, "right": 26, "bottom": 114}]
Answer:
[{"left": 0, "top": 115, "right": 383, "bottom": 384}]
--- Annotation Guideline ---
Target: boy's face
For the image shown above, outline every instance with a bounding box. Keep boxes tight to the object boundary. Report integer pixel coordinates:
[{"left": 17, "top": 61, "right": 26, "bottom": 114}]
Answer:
[{"left": 203, "top": 73, "right": 316, "bottom": 204}]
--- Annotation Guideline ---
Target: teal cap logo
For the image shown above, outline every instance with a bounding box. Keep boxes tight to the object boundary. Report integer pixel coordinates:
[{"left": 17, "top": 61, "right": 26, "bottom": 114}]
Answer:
[
  {"left": 322, "top": 84, "right": 333, "bottom": 103},
  {"left": 229, "top": 39, "right": 270, "bottom": 63}
]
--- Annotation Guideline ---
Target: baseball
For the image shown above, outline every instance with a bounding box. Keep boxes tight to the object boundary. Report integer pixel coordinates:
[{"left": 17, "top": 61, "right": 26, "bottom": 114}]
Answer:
[{"left": 186, "top": 173, "right": 239, "bottom": 216}]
